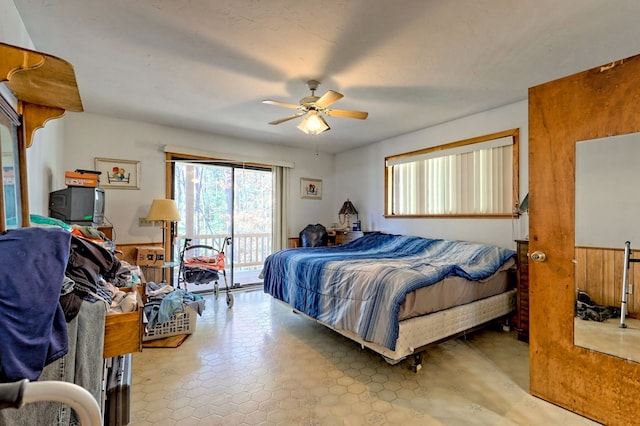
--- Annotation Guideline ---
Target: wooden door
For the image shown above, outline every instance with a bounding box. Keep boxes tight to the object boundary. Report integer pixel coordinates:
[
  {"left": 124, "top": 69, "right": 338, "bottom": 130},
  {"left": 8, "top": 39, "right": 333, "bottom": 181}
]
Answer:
[{"left": 528, "top": 55, "right": 640, "bottom": 424}]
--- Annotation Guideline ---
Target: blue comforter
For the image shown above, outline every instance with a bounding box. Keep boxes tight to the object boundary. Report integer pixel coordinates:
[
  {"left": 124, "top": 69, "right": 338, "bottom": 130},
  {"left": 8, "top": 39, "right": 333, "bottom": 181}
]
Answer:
[{"left": 262, "top": 233, "right": 515, "bottom": 350}]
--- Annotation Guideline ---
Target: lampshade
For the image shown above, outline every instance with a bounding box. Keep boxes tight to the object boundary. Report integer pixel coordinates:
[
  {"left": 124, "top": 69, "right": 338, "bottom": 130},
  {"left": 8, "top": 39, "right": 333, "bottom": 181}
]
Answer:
[
  {"left": 339, "top": 199, "right": 358, "bottom": 216},
  {"left": 518, "top": 193, "right": 529, "bottom": 213},
  {"left": 297, "top": 111, "right": 330, "bottom": 135},
  {"left": 146, "top": 199, "right": 181, "bottom": 221}
]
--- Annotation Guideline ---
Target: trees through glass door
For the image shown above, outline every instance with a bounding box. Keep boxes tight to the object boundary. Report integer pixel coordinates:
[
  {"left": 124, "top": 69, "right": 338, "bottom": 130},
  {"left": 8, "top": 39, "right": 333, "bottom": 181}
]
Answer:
[{"left": 172, "top": 160, "right": 273, "bottom": 293}]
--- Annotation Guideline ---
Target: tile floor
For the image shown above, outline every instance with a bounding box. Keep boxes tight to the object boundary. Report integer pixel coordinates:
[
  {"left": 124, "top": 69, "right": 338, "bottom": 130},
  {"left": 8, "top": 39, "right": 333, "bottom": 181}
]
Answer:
[
  {"left": 574, "top": 316, "right": 640, "bottom": 362},
  {"left": 129, "top": 289, "right": 600, "bottom": 426}
]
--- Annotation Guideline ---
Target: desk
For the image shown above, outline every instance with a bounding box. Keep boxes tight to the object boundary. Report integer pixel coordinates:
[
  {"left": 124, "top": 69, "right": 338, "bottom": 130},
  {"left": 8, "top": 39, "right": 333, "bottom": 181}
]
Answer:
[
  {"left": 335, "top": 231, "right": 364, "bottom": 245},
  {"left": 287, "top": 237, "right": 301, "bottom": 248},
  {"left": 287, "top": 235, "right": 336, "bottom": 248},
  {"left": 288, "top": 231, "right": 366, "bottom": 247}
]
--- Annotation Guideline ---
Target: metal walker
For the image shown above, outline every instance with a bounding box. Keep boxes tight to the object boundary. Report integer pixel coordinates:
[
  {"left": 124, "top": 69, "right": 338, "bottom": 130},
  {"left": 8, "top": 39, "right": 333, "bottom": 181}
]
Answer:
[
  {"left": 178, "top": 237, "right": 234, "bottom": 308},
  {"left": 620, "top": 241, "right": 639, "bottom": 328}
]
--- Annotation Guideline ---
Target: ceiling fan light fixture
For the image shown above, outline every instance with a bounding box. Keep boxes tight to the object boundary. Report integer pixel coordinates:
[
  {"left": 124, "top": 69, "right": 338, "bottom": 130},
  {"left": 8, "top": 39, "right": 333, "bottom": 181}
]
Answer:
[
  {"left": 297, "top": 111, "right": 330, "bottom": 135},
  {"left": 265, "top": 80, "right": 366, "bottom": 134}
]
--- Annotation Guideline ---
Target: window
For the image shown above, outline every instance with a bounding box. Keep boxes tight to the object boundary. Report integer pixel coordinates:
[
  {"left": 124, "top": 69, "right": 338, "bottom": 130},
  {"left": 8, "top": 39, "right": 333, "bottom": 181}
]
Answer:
[{"left": 385, "top": 129, "right": 519, "bottom": 217}]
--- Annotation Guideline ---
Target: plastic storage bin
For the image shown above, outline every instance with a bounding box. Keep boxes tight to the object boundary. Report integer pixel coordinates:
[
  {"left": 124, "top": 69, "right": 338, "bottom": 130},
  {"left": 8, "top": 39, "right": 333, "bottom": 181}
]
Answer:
[{"left": 143, "top": 305, "right": 197, "bottom": 341}]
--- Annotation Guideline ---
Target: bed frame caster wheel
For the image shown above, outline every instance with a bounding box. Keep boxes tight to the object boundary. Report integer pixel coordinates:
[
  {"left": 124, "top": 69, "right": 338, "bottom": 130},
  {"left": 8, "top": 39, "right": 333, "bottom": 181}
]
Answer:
[
  {"left": 410, "top": 353, "right": 423, "bottom": 373},
  {"left": 226, "top": 292, "right": 234, "bottom": 308}
]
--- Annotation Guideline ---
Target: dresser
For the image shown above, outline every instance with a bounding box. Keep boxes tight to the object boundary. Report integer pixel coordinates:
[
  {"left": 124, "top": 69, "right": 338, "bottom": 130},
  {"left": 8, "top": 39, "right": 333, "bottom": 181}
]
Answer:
[{"left": 515, "top": 240, "right": 529, "bottom": 342}]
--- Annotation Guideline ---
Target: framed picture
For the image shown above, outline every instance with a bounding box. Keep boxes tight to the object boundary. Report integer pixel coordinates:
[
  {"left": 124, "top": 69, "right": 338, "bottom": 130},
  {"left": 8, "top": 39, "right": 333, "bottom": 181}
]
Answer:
[
  {"left": 95, "top": 158, "right": 140, "bottom": 189},
  {"left": 300, "top": 177, "right": 322, "bottom": 199}
]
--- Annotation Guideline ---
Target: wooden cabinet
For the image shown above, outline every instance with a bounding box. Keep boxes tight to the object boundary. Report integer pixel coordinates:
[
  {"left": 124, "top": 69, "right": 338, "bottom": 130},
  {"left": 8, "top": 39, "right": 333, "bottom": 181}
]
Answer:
[
  {"left": 103, "top": 306, "right": 142, "bottom": 358},
  {"left": 97, "top": 225, "right": 113, "bottom": 240},
  {"left": 103, "top": 286, "right": 144, "bottom": 358},
  {"left": 516, "top": 240, "right": 529, "bottom": 342}
]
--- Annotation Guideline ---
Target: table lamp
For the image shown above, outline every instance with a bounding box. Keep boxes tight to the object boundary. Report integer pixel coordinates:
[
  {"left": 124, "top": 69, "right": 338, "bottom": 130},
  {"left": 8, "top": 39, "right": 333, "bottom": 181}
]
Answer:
[{"left": 338, "top": 199, "right": 359, "bottom": 231}]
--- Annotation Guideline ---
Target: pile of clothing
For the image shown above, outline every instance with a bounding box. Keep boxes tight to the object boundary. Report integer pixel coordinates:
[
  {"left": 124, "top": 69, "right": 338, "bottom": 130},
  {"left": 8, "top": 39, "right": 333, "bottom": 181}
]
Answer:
[
  {"left": 144, "top": 282, "right": 205, "bottom": 328},
  {"left": 0, "top": 221, "right": 146, "bottom": 383},
  {"left": 29, "top": 214, "right": 142, "bottom": 318},
  {"left": 575, "top": 289, "right": 621, "bottom": 322}
]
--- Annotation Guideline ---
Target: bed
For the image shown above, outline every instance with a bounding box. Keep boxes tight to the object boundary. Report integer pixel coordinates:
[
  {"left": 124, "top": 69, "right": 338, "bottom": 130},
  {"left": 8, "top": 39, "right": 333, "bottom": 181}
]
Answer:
[{"left": 262, "top": 232, "right": 517, "bottom": 370}]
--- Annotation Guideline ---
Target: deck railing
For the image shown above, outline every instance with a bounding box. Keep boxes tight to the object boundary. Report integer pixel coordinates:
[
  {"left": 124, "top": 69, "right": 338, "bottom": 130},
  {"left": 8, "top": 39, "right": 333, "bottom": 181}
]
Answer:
[{"left": 173, "top": 233, "right": 272, "bottom": 270}]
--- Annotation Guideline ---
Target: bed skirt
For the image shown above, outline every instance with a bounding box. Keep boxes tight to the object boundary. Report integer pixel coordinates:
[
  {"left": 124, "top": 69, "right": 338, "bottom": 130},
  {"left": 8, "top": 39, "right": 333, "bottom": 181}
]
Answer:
[{"left": 293, "top": 289, "right": 516, "bottom": 364}]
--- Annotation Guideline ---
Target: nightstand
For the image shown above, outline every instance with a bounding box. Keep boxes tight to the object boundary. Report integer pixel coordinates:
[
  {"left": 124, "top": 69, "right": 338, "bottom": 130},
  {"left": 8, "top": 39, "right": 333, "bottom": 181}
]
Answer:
[{"left": 335, "top": 231, "right": 364, "bottom": 245}]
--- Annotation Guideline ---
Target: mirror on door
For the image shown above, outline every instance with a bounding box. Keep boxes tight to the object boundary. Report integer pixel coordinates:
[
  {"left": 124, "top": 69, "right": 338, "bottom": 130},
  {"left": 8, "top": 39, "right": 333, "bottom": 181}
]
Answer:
[
  {"left": 574, "top": 132, "right": 640, "bottom": 361},
  {"left": 0, "top": 105, "right": 22, "bottom": 231}
]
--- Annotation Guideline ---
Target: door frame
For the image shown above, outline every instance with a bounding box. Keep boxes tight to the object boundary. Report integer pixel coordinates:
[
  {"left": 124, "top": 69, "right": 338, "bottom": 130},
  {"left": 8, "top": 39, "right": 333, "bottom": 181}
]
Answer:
[{"left": 164, "top": 152, "right": 274, "bottom": 287}]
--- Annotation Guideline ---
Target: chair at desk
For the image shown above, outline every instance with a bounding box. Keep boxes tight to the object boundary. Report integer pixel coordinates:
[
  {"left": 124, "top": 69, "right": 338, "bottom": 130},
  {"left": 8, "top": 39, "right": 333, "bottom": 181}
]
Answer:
[{"left": 299, "top": 224, "right": 329, "bottom": 247}]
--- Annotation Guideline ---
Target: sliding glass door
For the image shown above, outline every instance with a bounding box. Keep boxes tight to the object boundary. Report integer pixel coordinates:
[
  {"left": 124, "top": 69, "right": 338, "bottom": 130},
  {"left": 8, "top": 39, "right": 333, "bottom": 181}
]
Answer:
[{"left": 172, "top": 159, "right": 273, "bottom": 292}]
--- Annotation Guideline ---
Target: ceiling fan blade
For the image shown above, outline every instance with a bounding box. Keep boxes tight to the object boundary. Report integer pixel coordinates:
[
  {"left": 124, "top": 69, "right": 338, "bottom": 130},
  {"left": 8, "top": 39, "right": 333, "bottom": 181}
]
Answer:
[
  {"left": 325, "top": 109, "right": 369, "bottom": 120},
  {"left": 268, "top": 112, "right": 306, "bottom": 125},
  {"left": 262, "top": 99, "right": 301, "bottom": 110},
  {"left": 315, "top": 90, "right": 344, "bottom": 109}
]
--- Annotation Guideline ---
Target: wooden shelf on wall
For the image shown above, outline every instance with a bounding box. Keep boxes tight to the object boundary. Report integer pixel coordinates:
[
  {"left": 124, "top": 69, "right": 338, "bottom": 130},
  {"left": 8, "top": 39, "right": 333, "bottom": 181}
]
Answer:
[
  {"left": 0, "top": 42, "right": 83, "bottom": 232},
  {"left": 0, "top": 42, "right": 83, "bottom": 147}
]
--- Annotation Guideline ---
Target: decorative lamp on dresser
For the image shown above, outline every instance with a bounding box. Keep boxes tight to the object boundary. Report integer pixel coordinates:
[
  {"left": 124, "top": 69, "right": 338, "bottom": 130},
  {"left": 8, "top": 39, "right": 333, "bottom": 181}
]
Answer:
[{"left": 515, "top": 240, "right": 529, "bottom": 342}]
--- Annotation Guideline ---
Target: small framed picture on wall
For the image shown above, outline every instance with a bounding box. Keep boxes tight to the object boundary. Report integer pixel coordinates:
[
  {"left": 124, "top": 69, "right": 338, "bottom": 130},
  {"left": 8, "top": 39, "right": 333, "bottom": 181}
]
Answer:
[
  {"left": 95, "top": 157, "right": 140, "bottom": 189},
  {"left": 300, "top": 177, "right": 322, "bottom": 199}
]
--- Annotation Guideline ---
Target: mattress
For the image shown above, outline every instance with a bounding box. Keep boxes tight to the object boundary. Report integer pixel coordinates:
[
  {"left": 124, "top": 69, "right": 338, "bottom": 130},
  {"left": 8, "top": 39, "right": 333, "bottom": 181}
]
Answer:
[
  {"left": 263, "top": 233, "right": 517, "bottom": 351},
  {"left": 399, "top": 258, "right": 515, "bottom": 320}
]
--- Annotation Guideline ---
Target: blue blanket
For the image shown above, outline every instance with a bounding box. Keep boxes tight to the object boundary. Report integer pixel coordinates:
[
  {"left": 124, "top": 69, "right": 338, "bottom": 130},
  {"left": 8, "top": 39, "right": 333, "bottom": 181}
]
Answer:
[
  {"left": 263, "top": 233, "right": 515, "bottom": 350},
  {"left": 0, "top": 227, "right": 71, "bottom": 381}
]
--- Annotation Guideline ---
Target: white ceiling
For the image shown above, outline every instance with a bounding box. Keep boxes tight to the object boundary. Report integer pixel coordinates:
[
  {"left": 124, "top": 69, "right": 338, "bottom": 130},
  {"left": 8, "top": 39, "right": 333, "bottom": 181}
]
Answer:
[{"left": 11, "top": 0, "right": 640, "bottom": 154}]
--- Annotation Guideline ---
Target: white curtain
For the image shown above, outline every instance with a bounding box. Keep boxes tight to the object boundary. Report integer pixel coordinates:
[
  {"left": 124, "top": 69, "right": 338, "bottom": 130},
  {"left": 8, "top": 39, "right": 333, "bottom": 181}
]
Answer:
[
  {"left": 392, "top": 145, "right": 512, "bottom": 215},
  {"left": 272, "top": 166, "right": 290, "bottom": 251}
]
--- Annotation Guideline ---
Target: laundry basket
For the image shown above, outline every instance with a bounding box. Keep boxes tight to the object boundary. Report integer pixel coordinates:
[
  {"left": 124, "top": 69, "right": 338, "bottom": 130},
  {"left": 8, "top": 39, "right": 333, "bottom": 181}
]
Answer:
[{"left": 143, "top": 305, "right": 197, "bottom": 341}]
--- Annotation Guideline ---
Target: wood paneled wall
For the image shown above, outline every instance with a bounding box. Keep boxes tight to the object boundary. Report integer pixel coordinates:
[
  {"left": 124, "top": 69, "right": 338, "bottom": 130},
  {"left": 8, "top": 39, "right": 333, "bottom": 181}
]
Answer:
[{"left": 575, "top": 246, "right": 639, "bottom": 316}]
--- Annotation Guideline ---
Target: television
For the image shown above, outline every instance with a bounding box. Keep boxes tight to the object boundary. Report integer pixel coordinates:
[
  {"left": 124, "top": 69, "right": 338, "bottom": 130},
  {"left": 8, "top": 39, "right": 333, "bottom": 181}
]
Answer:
[{"left": 49, "top": 186, "right": 105, "bottom": 226}]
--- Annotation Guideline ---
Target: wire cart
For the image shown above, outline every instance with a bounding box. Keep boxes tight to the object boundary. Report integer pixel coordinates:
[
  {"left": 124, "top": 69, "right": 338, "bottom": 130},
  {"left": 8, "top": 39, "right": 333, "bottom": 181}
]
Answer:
[{"left": 178, "top": 237, "right": 234, "bottom": 308}]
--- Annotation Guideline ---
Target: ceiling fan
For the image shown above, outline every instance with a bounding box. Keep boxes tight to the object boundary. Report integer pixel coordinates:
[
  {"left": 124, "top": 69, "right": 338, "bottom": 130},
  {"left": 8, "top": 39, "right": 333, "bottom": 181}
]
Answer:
[{"left": 262, "top": 80, "right": 368, "bottom": 135}]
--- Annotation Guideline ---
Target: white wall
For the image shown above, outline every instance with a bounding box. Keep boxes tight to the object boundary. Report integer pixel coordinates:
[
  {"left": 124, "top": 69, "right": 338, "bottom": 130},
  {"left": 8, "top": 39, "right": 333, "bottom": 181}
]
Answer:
[
  {"left": 576, "top": 132, "right": 640, "bottom": 248},
  {"left": 27, "top": 119, "right": 65, "bottom": 214},
  {"left": 61, "top": 112, "right": 336, "bottom": 244},
  {"left": 334, "top": 100, "right": 529, "bottom": 249},
  {"left": 0, "top": 0, "right": 34, "bottom": 49}
]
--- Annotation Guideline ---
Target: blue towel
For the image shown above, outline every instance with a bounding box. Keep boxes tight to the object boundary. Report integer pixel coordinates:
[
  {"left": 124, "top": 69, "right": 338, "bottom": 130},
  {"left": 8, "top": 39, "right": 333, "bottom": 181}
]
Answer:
[{"left": 0, "top": 227, "right": 71, "bottom": 381}]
